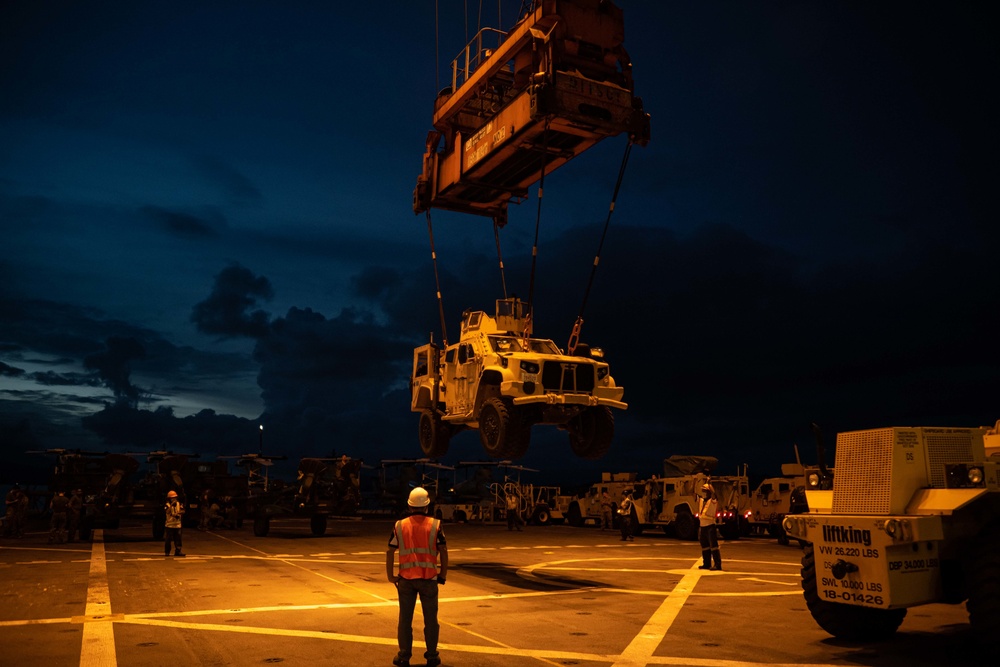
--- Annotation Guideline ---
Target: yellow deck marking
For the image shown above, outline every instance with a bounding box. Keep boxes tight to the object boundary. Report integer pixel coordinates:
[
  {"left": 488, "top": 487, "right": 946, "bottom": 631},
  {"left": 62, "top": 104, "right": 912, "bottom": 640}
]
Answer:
[
  {"left": 3, "top": 536, "right": 824, "bottom": 667},
  {"left": 611, "top": 560, "right": 704, "bottom": 667},
  {"left": 79, "top": 530, "right": 117, "bottom": 667}
]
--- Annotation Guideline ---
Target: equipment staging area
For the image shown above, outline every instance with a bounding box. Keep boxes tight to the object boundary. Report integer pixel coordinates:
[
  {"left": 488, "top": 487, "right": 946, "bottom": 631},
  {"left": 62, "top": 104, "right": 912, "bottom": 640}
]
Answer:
[{"left": 0, "top": 519, "right": 983, "bottom": 667}]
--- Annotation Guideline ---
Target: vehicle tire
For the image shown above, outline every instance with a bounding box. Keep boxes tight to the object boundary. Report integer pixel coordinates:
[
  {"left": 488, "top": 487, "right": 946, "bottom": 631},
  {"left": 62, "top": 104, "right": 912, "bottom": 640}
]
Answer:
[
  {"left": 532, "top": 508, "right": 551, "bottom": 526},
  {"left": 253, "top": 515, "right": 270, "bottom": 537},
  {"left": 567, "top": 502, "right": 583, "bottom": 527},
  {"left": 310, "top": 514, "right": 327, "bottom": 537},
  {"left": 673, "top": 511, "right": 698, "bottom": 541},
  {"left": 967, "top": 521, "right": 1000, "bottom": 635},
  {"left": 801, "top": 543, "right": 906, "bottom": 640},
  {"left": 419, "top": 410, "right": 451, "bottom": 458},
  {"left": 479, "top": 398, "right": 511, "bottom": 458},
  {"left": 568, "top": 407, "right": 614, "bottom": 460}
]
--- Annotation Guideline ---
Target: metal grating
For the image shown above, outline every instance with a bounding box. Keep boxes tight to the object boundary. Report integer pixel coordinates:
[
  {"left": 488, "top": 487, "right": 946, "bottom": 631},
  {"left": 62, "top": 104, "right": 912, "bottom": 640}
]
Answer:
[
  {"left": 925, "top": 431, "right": 975, "bottom": 488},
  {"left": 832, "top": 428, "right": 894, "bottom": 515}
]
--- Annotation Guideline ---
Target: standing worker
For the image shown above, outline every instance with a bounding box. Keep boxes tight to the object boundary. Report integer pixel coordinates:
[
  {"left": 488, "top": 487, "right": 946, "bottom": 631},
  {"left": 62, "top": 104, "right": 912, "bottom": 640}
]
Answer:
[
  {"left": 164, "top": 490, "right": 185, "bottom": 557},
  {"left": 49, "top": 490, "right": 69, "bottom": 543},
  {"left": 4, "top": 485, "right": 24, "bottom": 538},
  {"left": 505, "top": 489, "right": 523, "bottom": 531},
  {"left": 698, "top": 483, "right": 723, "bottom": 571},
  {"left": 617, "top": 488, "right": 634, "bottom": 541},
  {"left": 386, "top": 487, "right": 447, "bottom": 667},
  {"left": 600, "top": 490, "right": 614, "bottom": 530}
]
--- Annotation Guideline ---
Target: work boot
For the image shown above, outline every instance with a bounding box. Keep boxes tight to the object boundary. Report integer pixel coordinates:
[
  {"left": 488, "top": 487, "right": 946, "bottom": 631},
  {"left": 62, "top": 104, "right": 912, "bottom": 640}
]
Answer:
[
  {"left": 391, "top": 657, "right": 409, "bottom": 667},
  {"left": 426, "top": 657, "right": 441, "bottom": 667},
  {"left": 174, "top": 551, "right": 186, "bottom": 557},
  {"left": 711, "top": 556, "right": 722, "bottom": 571}
]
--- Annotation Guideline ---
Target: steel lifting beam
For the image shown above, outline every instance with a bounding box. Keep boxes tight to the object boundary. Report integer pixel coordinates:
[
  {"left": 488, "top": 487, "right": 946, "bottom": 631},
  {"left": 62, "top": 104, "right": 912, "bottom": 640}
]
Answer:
[{"left": 413, "top": 0, "right": 650, "bottom": 225}]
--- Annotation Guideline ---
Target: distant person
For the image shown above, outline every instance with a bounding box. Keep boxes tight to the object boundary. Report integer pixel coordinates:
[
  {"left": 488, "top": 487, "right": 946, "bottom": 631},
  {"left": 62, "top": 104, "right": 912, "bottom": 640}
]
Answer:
[
  {"left": 164, "top": 490, "right": 185, "bottom": 557},
  {"left": 5, "top": 484, "right": 25, "bottom": 538},
  {"left": 49, "top": 490, "right": 69, "bottom": 543},
  {"left": 386, "top": 487, "right": 447, "bottom": 667},
  {"left": 505, "top": 490, "right": 523, "bottom": 531},
  {"left": 698, "top": 483, "right": 722, "bottom": 571},
  {"left": 617, "top": 488, "right": 634, "bottom": 541},
  {"left": 66, "top": 489, "right": 82, "bottom": 543},
  {"left": 600, "top": 491, "right": 614, "bottom": 530},
  {"left": 199, "top": 489, "right": 213, "bottom": 530}
]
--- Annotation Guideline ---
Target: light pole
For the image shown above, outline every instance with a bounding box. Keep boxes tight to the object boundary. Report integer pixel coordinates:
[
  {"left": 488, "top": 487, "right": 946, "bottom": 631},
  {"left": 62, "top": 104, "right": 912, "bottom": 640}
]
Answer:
[{"left": 258, "top": 424, "right": 263, "bottom": 455}]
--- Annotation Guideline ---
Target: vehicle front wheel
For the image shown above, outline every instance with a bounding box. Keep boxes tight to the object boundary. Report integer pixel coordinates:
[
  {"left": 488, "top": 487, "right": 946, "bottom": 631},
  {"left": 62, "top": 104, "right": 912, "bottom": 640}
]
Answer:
[
  {"left": 253, "top": 515, "right": 270, "bottom": 537},
  {"left": 673, "top": 511, "right": 698, "bottom": 541},
  {"left": 479, "top": 398, "right": 511, "bottom": 458},
  {"left": 419, "top": 410, "right": 451, "bottom": 458},
  {"left": 967, "top": 521, "right": 1000, "bottom": 635},
  {"left": 567, "top": 502, "right": 583, "bottom": 527},
  {"left": 801, "top": 543, "right": 906, "bottom": 640},
  {"left": 310, "top": 514, "right": 328, "bottom": 537}
]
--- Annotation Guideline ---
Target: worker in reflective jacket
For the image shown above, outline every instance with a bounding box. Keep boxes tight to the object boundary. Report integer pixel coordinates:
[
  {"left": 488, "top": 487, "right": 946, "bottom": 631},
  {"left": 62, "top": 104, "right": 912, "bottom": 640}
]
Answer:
[{"left": 386, "top": 487, "right": 448, "bottom": 667}]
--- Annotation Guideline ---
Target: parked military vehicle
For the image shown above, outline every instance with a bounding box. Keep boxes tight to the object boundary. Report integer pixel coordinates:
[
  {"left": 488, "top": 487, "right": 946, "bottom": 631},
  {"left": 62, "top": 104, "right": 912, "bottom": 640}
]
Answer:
[
  {"left": 368, "top": 458, "right": 452, "bottom": 517},
  {"left": 31, "top": 449, "right": 141, "bottom": 540},
  {"left": 783, "top": 421, "right": 1000, "bottom": 640},
  {"left": 564, "top": 457, "right": 750, "bottom": 539},
  {"left": 746, "top": 447, "right": 832, "bottom": 545},
  {"left": 565, "top": 472, "right": 637, "bottom": 527},
  {"left": 248, "top": 456, "right": 363, "bottom": 537},
  {"left": 411, "top": 297, "right": 626, "bottom": 460}
]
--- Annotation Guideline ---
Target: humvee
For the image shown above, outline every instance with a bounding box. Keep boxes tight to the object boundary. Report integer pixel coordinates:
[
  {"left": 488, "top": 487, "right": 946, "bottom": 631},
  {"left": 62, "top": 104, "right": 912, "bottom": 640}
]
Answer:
[{"left": 410, "top": 297, "right": 626, "bottom": 459}]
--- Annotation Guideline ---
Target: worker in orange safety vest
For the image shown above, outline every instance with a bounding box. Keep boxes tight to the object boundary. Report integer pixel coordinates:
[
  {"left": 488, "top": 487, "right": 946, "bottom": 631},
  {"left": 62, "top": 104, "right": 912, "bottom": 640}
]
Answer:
[{"left": 386, "top": 487, "right": 448, "bottom": 667}]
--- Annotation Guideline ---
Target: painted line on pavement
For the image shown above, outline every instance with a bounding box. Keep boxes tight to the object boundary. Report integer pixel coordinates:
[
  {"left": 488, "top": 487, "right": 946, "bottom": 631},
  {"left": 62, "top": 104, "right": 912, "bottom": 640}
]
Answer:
[{"left": 79, "top": 530, "right": 117, "bottom": 667}]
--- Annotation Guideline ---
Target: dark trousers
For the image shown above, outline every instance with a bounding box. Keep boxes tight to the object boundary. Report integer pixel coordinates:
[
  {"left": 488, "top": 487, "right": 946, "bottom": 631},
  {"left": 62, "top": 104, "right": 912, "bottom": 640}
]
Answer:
[
  {"left": 619, "top": 514, "right": 632, "bottom": 540},
  {"left": 164, "top": 527, "right": 182, "bottom": 554},
  {"left": 699, "top": 524, "right": 722, "bottom": 568},
  {"left": 396, "top": 577, "right": 440, "bottom": 662}
]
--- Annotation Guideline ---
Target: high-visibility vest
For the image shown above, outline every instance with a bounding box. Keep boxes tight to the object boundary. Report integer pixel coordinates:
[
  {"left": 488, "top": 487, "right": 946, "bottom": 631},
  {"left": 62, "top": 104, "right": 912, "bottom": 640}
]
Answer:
[
  {"left": 698, "top": 497, "right": 718, "bottom": 527},
  {"left": 395, "top": 515, "right": 441, "bottom": 580}
]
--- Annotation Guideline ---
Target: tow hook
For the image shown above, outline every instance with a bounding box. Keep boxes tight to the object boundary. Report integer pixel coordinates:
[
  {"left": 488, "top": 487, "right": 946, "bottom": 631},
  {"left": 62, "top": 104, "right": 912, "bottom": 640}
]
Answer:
[{"left": 831, "top": 559, "right": 859, "bottom": 580}]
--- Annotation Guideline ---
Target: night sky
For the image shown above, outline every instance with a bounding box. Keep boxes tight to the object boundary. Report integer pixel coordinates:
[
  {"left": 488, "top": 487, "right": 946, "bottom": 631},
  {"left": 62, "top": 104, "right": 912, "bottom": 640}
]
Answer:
[{"left": 2, "top": 1, "right": 997, "bottom": 489}]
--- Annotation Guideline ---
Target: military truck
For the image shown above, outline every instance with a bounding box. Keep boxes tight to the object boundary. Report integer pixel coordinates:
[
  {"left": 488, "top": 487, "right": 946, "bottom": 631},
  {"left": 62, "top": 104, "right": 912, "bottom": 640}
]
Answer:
[
  {"left": 634, "top": 456, "right": 749, "bottom": 540},
  {"left": 249, "top": 456, "right": 362, "bottom": 537},
  {"left": 411, "top": 297, "right": 626, "bottom": 460},
  {"left": 783, "top": 421, "right": 1000, "bottom": 640}
]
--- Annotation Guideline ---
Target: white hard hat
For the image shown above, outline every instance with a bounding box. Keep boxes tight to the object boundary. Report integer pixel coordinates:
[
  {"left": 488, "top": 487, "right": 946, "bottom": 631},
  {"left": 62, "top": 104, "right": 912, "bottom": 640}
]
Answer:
[
  {"left": 408, "top": 487, "right": 430, "bottom": 507},
  {"left": 701, "top": 483, "right": 712, "bottom": 492}
]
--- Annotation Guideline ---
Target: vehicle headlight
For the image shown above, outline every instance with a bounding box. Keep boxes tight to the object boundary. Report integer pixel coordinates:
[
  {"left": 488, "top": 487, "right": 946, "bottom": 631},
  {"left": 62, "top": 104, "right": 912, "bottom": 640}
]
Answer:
[
  {"left": 499, "top": 356, "right": 509, "bottom": 368},
  {"left": 520, "top": 360, "right": 540, "bottom": 374},
  {"left": 968, "top": 467, "right": 983, "bottom": 485},
  {"left": 807, "top": 473, "right": 820, "bottom": 488},
  {"left": 597, "top": 366, "right": 609, "bottom": 381}
]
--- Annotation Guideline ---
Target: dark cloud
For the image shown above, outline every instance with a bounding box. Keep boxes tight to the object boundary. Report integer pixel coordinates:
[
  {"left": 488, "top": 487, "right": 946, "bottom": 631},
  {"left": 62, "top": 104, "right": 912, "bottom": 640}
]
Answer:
[
  {"left": 83, "top": 336, "right": 146, "bottom": 408},
  {"left": 0, "top": 361, "right": 25, "bottom": 377},
  {"left": 190, "top": 264, "right": 274, "bottom": 338},
  {"left": 30, "top": 371, "right": 102, "bottom": 387},
  {"left": 81, "top": 403, "right": 257, "bottom": 453},
  {"left": 140, "top": 205, "right": 225, "bottom": 238}
]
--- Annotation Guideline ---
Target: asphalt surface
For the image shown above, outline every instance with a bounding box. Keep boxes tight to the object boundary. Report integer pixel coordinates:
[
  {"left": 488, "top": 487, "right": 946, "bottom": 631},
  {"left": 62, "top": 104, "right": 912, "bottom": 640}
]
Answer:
[{"left": 0, "top": 517, "right": 986, "bottom": 666}]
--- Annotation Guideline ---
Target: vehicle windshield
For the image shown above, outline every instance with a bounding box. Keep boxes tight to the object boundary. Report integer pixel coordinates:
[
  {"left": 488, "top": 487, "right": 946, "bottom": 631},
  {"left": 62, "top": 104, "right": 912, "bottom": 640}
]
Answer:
[{"left": 488, "top": 335, "right": 560, "bottom": 355}]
